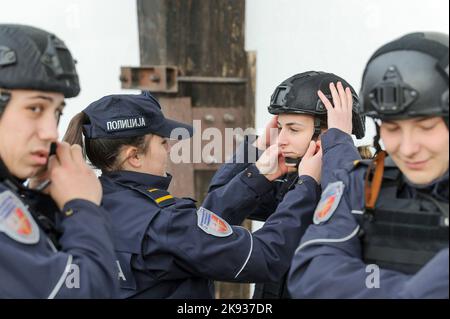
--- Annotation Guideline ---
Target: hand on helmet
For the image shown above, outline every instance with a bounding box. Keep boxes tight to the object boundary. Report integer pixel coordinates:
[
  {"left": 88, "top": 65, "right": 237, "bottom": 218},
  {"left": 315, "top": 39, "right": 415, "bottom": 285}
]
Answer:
[{"left": 318, "top": 82, "right": 353, "bottom": 135}]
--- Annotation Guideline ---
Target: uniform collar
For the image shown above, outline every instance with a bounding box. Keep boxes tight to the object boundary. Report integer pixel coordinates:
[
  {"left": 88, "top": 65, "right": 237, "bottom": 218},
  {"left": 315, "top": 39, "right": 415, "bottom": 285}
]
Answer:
[
  {"left": 403, "top": 170, "right": 449, "bottom": 201},
  {"left": 102, "top": 170, "right": 172, "bottom": 190}
]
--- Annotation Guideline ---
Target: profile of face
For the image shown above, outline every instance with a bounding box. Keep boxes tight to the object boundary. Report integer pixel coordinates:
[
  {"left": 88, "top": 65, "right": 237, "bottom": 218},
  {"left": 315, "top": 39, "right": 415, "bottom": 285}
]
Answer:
[
  {"left": 277, "top": 113, "right": 316, "bottom": 160},
  {"left": 380, "top": 116, "right": 449, "bottom": 185},
  {"left": 0, "top": 89, "right": 65, "bottom": 179},
  {"left": 122, "top": 134, "right": 170, "bottom": 177}
]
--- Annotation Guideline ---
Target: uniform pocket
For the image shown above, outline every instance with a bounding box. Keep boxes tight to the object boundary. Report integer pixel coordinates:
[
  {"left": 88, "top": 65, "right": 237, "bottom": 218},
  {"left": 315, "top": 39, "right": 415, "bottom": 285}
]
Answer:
[{"left": 115, "top": 251, "right": 137, "bottom": 291}]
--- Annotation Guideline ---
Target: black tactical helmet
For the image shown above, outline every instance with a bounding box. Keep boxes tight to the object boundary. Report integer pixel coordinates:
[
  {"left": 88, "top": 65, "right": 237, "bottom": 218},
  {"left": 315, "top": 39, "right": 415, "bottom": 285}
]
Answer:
[
  {"left": 268, "top": 71, "right": 366, "bottom": 139},
  {"left": 0, "top": 24, "right": 80, "bottom": 110},
  {"left": 360, "top": 32, "right": 449, "bottom": 125}
]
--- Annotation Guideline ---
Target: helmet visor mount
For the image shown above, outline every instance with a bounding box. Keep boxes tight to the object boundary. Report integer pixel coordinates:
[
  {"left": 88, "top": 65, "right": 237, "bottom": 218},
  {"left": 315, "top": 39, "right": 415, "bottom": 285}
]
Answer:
[{"left": 368, "top": 66, "right": 419, "bottom": 117}]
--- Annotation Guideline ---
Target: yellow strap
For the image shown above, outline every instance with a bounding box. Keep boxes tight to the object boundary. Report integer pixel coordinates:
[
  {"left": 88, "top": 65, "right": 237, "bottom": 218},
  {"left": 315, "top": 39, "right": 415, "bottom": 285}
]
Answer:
[
  {"left": 148, "top": 188, "right": 159, "bottom": 192},
  {"left": 155, "top": 195, "right": 174, "bottom": 204}
]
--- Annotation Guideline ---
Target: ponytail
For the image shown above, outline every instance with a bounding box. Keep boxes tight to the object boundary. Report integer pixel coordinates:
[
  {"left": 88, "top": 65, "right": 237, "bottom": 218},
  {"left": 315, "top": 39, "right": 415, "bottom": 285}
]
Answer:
[
  {"left": 63, "top": 112, "right": 86, "bottom": 150},
  {"left": 63, "top": 112, "right": 150, "bottom": 173},
  {"left": 357, "top": 145, "right": 374, "bottom": 159}
]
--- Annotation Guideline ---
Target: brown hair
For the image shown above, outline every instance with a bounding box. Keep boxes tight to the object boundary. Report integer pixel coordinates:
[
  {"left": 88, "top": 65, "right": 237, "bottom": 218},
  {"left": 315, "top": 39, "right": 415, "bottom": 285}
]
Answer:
[
  {"left": 357, "top": 145, "right": 374, "bottom": 159},
  {"left": 63, "top": 112, "right": 150, "bottom": 172}
]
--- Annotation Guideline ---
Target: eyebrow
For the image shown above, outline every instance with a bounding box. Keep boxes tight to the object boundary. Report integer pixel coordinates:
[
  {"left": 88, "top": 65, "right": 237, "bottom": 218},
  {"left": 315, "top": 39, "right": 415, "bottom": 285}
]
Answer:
[
  {"left": 414, "top": 117, "right": 435, "bottom": 123},
  {"left": 278, "top": 121, "right": 306, "bottom": 127},
  {"left": 28, "top": 95, "right": 66, "bottom": 107},
  {"left": 384, "top": 117, "right": 434, "bottom": 124}
]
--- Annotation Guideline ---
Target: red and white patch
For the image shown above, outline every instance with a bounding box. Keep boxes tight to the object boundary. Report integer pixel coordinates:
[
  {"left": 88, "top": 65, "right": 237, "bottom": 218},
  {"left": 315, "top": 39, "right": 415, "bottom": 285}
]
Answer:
[
  {"left": 0, "top": 191, "right": 40, "bottom": 244},
  {"left": 313, "top": 181, "right": 345, "bottom": 225},
  {"left": 197, "top": 207, "right": 233, "bottom": 237}
]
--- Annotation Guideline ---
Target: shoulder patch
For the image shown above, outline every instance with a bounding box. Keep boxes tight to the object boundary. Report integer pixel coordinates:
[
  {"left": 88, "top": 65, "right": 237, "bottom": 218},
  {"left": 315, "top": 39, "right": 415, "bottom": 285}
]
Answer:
[
  {"left": 143, "top": 188, "right": 175, "bottom": 207},
  {"left": 196, "top": 207, "right": 233, "bottom": 237},
  {"left": 313, "top": 181, "right": 345, "bottom": 225},
  {"left": 0, "top": 190, "right": 40, "bottom": 244}
]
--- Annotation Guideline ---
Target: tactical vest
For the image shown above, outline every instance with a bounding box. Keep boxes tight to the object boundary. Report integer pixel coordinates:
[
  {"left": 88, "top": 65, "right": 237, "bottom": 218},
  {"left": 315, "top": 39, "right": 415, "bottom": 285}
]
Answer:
[{"left": 357, "top": 152, "right": 449, "bottom": 274}]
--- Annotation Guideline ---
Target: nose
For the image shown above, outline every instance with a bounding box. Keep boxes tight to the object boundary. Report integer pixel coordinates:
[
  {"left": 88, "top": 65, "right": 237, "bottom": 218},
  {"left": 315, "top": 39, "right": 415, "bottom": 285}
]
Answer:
[
  {"left": 37, "top": 114, "right": 58, "bottom": 142},
  {"left": 399, "top": 131, "right": 420, "bottom": 158},
  {"left": 165, "top": 142, "right": 171, "bottom": 153},
  {"left": 277, "top": 127, "right": 288, "bottom": 147}
]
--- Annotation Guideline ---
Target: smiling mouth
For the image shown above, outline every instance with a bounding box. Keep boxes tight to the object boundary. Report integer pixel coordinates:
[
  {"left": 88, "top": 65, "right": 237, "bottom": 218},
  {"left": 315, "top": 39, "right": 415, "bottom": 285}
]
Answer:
[{"left": 404, "top": 160, "right": 428, "bottom": 169}]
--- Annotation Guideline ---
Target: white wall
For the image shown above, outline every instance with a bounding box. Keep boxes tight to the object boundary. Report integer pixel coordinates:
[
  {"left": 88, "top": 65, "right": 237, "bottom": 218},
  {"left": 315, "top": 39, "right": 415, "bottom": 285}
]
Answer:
[
  {"left": 246, "top": 0, "right": 449, "bottom": 146},
  {"left": 3, "top": 0, "right": 447, "bottom": 145},
  {"left": 245, "top": 0, "right": 449, "bottom": 259},
  {"left": 245, "top": 0, "right": 448, "bottom": 296},
  {"left": 0, "top": 0, "right": 140, "bottom": 136}
]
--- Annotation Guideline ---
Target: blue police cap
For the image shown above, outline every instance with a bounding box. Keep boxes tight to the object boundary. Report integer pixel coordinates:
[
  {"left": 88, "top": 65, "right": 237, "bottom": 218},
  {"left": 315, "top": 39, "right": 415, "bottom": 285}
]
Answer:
[{"left": 82, "top": 91, "right": 193, "bottom": 139}]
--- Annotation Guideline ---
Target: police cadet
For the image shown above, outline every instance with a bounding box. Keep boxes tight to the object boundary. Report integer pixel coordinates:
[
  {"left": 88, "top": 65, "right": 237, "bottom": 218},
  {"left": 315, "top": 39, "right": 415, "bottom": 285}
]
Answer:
[
  {"left": 0, "top": 24, "right": 118, "bottom": 298},
  {"left": 288, "top": 32, "right": 449, "bottom": 298},
  {"left": 206, "top": 71, "right": 367, "bottom": 298},
  {"left": 63, "top": 90, "right": 328, "bottom": 299}
]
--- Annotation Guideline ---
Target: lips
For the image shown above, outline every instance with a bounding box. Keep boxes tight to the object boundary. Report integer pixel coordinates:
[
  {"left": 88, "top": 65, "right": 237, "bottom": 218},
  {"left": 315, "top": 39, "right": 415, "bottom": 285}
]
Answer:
[
  {"left": 30, "top": 150, "right": 50, "bottom": 166},
  {"left": 404, "top": 159, "right": 428, "bottom": 170}
]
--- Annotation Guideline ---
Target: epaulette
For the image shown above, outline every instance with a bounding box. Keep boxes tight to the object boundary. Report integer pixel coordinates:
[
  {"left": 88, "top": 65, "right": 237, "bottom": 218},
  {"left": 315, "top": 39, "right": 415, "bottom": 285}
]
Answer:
[
  {"left": 113, "top": 181, "right": 177, "bottom": 208},
  {"left": 145, "top": 188, "right": 176, "bottom": 208}
]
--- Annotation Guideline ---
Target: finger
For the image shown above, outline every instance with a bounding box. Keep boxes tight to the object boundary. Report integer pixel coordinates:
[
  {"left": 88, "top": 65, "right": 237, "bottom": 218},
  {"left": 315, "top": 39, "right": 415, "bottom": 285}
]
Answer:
[
  {"left": 329, "top": 82, "right": 341, "bottom": 110},
  {"left": 315, "top": 142, "right": 323, "bottom": 156},
  {"left": 269, "top": 115, "right": 279, "bottom": 128},
  {"left": 345, "top": 87, "right": 354, "bottom": 112},
  {"left": 317, "top": 90, "right": 334, "bottom": 112},
  {"left": 313, "top": 148, "right": 323, "bottom": 160},
  {"left": 265, "top": 144, "right": 279, "bottom": 160},
  {"left": 70, "top": 144, "right": 85, "bottom": 165},
  {"left": 278, "top": 155, "right": 289, "bottom": 175},
  {"left": 336, "top": 82, "right": 348, "bottom": 111},
  {"left": 268, "top": 127, "right": 279, "bottom": 146},
  {"left": 315, "top": 140, "right": 322, "bottom": 154},
  {"left": 46, "top": 154, "right": 59, "bottom": 175},
  {"left": 303, "top": 141, "right": 317, "bottom": 159},
  {"left": 55, "top": 141, "right": 73, "bottom": 166}
]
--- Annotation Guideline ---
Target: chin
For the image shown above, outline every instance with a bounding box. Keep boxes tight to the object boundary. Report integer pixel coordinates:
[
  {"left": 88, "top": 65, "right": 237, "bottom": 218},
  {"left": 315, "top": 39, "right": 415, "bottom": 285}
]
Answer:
[
  {"left": 10, "top": 170, "right": 32, "bottom": 180},
  {"left": 21, "top": 166, "right": 44, "bottom": 180},
  {"left": 403, "top": 171, "right": 438, "bottom": 185}
]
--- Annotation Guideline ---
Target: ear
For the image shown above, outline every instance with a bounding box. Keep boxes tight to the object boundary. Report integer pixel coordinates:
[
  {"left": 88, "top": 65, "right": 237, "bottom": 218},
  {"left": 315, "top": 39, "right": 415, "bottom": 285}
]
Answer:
[{"left": 122, "top": 146, "right": 142, "bottom": 169}]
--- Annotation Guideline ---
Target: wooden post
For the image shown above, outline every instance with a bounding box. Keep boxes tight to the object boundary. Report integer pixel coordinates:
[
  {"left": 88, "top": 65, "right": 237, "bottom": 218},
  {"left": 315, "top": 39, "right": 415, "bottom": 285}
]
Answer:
[{"left": 136, "top": 0, "right": 255, "bottom": 299}]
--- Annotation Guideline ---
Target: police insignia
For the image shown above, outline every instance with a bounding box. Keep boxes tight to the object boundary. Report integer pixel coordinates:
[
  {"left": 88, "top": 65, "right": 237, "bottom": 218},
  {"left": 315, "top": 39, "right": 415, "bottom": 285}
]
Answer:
[
  {"left": 0, "top": 191, "right": 40, "bottom": 244},
  {"left": 313, "top": 181, "right": 345, "bottom": 225},
  {"left": 196, "top": 207, "right": 233, "bottom": 237}
]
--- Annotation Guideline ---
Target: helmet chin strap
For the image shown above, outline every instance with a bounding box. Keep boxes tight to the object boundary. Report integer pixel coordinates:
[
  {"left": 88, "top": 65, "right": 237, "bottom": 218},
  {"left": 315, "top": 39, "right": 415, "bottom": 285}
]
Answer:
[{"left": 373, "top": 120, "right": 383, "bottom": 155}]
